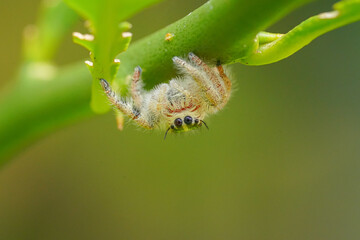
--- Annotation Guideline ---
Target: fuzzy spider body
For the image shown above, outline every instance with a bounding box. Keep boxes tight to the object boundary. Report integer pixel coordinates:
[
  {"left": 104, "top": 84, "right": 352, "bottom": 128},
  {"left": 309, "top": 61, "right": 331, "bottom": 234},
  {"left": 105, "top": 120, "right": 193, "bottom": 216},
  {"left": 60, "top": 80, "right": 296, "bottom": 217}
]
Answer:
[{"left": 100, "top": 53, "right": 232, "bottom": 136}]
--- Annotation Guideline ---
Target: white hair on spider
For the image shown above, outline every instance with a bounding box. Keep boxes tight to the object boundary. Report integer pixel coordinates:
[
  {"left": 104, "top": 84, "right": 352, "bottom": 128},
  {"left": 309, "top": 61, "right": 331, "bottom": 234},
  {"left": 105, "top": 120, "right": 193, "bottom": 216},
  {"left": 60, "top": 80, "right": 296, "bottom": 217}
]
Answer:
[{"left": 99, "top": 52, "right": 232, "bottom": 139}]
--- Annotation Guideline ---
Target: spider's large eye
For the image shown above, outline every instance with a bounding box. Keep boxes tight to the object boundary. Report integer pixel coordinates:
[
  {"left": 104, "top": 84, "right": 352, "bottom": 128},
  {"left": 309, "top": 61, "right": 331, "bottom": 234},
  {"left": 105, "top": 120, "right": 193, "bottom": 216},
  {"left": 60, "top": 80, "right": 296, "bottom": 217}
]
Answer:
[
  {"left": 184, "top": 116, "right": 192, "bottom": 125},
  {"left": 174, "top": 118, "right": 183, "bottom": 127}
]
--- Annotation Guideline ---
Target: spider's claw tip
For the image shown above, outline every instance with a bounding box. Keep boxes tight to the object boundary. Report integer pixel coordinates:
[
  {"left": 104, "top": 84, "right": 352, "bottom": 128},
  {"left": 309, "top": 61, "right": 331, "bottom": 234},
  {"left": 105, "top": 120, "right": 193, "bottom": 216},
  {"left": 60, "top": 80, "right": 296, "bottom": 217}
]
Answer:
[
  {"left": 172, "top": 56, "right": 184, "bottom": 65},
  {"left": 135, "top": 66, "right": 142, "bottom": 72},
  {"left": 172, "top": 56, "right": 180, "bottom": 62},
  {"left": 99, "top": 78, "right": 110, "bottom": 90}
]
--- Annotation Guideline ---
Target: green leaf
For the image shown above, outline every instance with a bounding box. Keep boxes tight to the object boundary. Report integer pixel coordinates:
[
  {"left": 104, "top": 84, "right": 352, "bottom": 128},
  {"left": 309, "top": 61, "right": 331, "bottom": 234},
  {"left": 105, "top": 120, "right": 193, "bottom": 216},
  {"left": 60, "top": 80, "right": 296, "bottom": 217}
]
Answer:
[
  {"left": 64, "top": 0, "right": 164, "bottom": 113},
  {"left": 72, "top": 32, "right": 95, "bottom": 52},
  {"left": 64, "top": 0, "right": 163, "bottom": 28}
]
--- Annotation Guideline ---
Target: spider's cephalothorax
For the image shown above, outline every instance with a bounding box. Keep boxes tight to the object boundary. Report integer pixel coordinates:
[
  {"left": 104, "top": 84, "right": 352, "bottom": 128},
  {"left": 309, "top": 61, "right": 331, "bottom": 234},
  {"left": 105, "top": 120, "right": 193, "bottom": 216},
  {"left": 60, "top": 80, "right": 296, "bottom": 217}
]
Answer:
[{"left": 100, "top": 52, "right": 232, "bottom": 138}]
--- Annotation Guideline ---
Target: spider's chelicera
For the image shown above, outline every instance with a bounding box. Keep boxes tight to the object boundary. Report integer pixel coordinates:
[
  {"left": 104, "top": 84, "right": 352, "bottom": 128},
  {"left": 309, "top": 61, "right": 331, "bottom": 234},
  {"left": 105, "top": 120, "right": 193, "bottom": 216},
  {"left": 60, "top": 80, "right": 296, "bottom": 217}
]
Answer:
[{"left": 100, "top": 52, "right": 231, "bottom": 139}]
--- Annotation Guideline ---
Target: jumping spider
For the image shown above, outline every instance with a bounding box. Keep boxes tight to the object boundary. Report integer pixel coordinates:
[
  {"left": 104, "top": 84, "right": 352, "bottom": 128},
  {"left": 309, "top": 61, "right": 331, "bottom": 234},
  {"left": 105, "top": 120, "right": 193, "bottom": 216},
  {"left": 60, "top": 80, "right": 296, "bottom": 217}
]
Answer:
[{"left": 100, "top": 52, "right": 232, "bottom": 139}]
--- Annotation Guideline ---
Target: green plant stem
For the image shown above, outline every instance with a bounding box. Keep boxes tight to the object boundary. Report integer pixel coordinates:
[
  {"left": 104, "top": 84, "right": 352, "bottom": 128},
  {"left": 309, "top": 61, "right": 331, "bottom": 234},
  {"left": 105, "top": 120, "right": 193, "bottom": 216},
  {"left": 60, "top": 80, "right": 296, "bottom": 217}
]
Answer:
[
  {"left": 239, "top": 0, "right": 360, "bottom": 65},
  {"left": 0, "top": 63, "right": 92, "bottom": 166},
  {"left": 1, "top": 0, "right": 311, "bottom": 165},
  {"left": 1, "top": 0, "right": 359, "bottom": 165},
  {"left": 23, "top": 1, "right": 79, "bottom": 63},
  {"left": 257, "top": 32, "right": 285, "bottom": 45},
  {"left": 116, "top": 0, "right": 311, "bottom": 87}
]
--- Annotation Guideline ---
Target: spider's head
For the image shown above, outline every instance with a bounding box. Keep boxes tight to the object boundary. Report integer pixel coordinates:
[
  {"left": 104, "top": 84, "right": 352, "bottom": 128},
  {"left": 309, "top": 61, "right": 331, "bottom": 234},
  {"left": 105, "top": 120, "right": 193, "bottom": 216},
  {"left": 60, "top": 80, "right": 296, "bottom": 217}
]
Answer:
[{"left": 164, "top": 115, "right": 208, "bottom": 139}]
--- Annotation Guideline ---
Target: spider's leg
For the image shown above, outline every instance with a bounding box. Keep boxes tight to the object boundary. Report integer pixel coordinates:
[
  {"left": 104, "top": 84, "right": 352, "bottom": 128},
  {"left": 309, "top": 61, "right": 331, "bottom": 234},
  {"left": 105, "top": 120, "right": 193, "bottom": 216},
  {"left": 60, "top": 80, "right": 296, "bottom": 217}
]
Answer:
[
  {"left": 188, "top": 52, "right": 231, "bottom": 106},
  {"left": 172, "top": 57, "right": 221, "bottom": 107},
  {"left": 216, "top": 62, "right": 232, "bottom": 94},
  {"left": 100, "top": 79, "right": 154, "bottom": 129},
  {"left": 215, "top": 62, "right": 232, "bottom": 106},
  {"left": 188, "top": 52, "right": 226, "bottom": 97},
  {"left": 131, "top": 66, "right": 145, "bottom": 109}
]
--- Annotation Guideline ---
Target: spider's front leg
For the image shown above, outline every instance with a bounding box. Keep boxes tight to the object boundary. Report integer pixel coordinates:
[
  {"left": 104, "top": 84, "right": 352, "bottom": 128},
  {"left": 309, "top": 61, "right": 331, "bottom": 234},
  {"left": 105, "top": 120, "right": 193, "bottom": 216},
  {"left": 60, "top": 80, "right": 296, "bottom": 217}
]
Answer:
[
  {"left": 172, "top": 53, "right": 232, "bottom": 109},
  {"left": 99, "top": 79, "right": 154, "bottom": 129},
  {"left": 215, "top": 61, "right": 232, "bottom": 94},
  {"left": 172, "top": 56, "right": 221, "bottom": 107},
  {"left": 188, "top": 53, "right": 231, "bottom": 107}
]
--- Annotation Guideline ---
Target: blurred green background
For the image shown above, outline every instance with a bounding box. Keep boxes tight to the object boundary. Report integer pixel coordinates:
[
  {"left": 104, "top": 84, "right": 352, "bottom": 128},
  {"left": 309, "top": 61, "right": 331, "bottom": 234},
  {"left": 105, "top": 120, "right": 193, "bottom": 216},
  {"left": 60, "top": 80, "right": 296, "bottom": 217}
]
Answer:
[{"left": 1, "top": 0, "right": 360, "bottom": 239}]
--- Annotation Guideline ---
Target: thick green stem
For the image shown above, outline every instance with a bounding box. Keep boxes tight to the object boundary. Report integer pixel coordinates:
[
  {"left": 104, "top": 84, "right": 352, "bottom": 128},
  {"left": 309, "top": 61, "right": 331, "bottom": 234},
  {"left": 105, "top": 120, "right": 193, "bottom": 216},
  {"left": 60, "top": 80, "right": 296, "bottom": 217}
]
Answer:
[
  {"left": 116, "top": 0, "right": 311, "bottom": 87},
  {"left": 0, "top": 63, "right": 92, "bottom": 166}
]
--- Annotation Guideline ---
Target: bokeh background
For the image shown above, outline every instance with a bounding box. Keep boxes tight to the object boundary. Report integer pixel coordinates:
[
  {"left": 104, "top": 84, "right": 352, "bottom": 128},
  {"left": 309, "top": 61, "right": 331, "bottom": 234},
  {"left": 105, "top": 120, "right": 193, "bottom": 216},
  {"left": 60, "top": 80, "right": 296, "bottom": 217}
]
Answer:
[{"left": 1, "top": 0, "right": 360, "bottom": 239}]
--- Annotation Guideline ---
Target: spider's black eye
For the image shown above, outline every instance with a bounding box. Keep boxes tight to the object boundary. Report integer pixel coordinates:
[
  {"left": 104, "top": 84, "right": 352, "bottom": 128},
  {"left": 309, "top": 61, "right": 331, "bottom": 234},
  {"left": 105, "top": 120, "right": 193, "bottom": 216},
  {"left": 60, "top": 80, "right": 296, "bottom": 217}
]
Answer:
[
  {"left": 184, "top": 116, "right": 193, "bottom": 125},
  {"left": 195, "top": 119, "right": 199, "bottom": 124},
  {"left": 174, "top": 118, "right": 183, "bottom": 127}
]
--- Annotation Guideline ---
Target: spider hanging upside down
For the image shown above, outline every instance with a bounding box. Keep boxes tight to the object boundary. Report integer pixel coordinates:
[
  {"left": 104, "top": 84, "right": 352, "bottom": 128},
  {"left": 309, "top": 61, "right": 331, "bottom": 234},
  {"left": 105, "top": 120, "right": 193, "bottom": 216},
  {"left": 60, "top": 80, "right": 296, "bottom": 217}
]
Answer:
[{"left": 100, "top": 52, "right": 232, "bottom": 139}]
